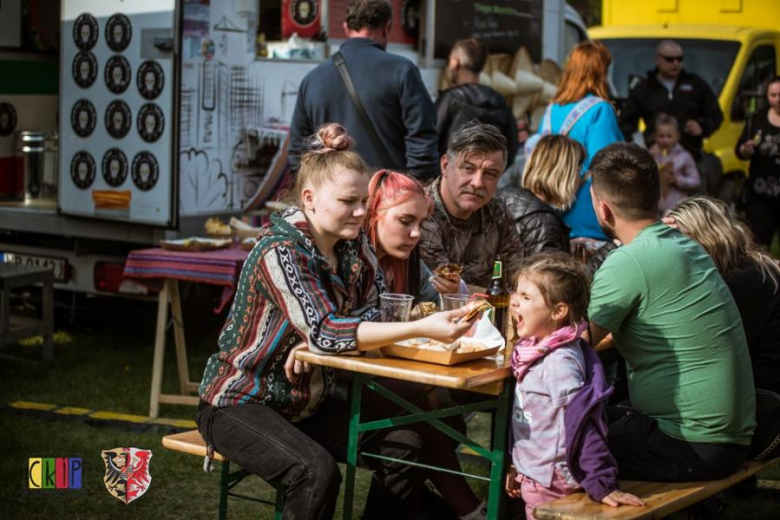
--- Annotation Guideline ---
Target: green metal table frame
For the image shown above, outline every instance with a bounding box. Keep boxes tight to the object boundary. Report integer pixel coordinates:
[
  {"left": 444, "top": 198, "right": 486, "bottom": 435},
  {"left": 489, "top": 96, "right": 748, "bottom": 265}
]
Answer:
[{"left": 342, "top": 374, "right": 515, "bottom": 519}]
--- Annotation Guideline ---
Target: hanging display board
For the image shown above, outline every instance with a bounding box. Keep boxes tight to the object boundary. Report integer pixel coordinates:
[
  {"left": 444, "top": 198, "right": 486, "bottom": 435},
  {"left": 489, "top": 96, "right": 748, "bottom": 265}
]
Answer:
[
  {"left": 59, "top": 0, "right": 176, "bottom": 226},
  {"left": 433, "top": 0, "right": 543, "bottom": 60}
]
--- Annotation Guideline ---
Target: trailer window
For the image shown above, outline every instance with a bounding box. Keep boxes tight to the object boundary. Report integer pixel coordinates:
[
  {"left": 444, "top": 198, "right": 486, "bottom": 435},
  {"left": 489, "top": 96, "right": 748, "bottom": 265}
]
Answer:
[
  {"left": 731, "top": 45, "right": 777, "bottom": 121},
  {"left": 598, "top": 38, "right": 740, "bottom": 99}
]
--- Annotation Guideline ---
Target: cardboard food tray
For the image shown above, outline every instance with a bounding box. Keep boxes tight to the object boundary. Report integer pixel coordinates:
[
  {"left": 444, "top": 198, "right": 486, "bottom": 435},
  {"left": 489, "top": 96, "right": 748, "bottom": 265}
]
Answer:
[
  {"left": 381, "top": 343, "right": 500, "bottom": 366},
  {"left": 160, "top": 238, "right": 232, "bottom": 252}
]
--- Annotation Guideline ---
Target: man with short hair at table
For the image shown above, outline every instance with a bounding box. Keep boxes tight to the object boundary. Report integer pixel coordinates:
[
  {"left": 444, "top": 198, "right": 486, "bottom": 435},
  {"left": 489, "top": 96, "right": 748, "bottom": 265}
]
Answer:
[
  {"left": 419, "top": 121, "right": 524, "bottom": 289},
  {"left": 587, "top": 142, "right": 755, "bottom": 481}
]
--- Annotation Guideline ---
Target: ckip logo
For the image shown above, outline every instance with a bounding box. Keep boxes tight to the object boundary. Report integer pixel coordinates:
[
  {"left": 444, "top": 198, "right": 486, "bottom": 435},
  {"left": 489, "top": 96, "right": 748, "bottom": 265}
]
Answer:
[{"left": 28, "top": 458, "right": 83, "bottom": 489}]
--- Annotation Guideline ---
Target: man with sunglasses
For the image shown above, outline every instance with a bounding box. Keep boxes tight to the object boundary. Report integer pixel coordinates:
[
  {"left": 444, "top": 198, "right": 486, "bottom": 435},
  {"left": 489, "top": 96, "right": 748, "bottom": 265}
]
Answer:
[{"left": 618, "top": 40, "right": 723, "bottom": 193}]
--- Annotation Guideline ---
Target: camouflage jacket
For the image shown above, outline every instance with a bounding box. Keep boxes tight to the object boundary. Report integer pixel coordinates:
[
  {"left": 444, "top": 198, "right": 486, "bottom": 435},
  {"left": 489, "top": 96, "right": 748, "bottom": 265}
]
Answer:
[{"left": 420, "top": 177, "right": 524, "bottom": 288}]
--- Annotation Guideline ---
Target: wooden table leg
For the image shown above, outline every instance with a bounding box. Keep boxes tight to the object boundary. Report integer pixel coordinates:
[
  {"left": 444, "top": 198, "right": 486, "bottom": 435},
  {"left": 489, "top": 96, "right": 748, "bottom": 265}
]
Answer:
[
  {"left": 169, "top": 280, "right": 192, "bottom": 395},
  {"left": 149, "top": 280, "right": 171, "bottom": 418},
  {"left": 343, "top": 375, "right": 362, "bottom": 520}
]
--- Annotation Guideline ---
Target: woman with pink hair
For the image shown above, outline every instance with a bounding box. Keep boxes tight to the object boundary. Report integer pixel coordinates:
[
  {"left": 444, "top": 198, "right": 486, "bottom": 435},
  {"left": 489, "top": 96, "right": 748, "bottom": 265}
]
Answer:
[
  {"left": 366, "top": 169, "right": 486, "bottom": 519},
  {"left": 366, "top": 169, "right": 466, "bottom": 302}
]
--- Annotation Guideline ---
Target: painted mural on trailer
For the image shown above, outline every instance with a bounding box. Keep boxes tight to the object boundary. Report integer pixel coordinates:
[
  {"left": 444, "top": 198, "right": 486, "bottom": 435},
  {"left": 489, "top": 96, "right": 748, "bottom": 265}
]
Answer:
[{"left": 179, "top": 0, "right": 315, "bottom": 216}]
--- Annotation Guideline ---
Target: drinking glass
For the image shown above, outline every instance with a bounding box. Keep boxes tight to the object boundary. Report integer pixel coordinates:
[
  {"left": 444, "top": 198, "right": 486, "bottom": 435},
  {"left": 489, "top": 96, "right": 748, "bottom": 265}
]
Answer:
[{"left": 380, "top": 293, "right": 414, "bottom": 322}]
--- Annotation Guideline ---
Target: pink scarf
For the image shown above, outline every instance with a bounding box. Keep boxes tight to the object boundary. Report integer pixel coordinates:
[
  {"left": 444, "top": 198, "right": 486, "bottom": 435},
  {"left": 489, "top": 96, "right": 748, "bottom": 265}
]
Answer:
[{"left": 511, "top": 321, "right": 588, "bottom": 382}]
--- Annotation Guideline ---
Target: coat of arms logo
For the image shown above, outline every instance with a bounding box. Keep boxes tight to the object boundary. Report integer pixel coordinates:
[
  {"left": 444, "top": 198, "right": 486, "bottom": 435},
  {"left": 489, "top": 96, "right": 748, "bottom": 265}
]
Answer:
[{"left": 101, "top": 447, "right": 152, "bottom": 504}]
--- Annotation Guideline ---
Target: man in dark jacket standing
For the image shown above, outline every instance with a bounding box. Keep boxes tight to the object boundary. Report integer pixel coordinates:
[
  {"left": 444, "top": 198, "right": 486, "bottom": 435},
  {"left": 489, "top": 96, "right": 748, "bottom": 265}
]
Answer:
[
  {"left": 618, "top": 40, "right": 724, "bottom": 193},
  {"left": 289, "top": 0, "right": 439, "bottom": 181},
  {"left": 435, "top": 39, "right": 519, "bottom": 166}
]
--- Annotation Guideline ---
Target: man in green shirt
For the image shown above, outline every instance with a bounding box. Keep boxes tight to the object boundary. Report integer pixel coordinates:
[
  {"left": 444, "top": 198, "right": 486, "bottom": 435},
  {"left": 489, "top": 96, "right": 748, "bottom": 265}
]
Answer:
[{"left": 588, "top": 143, "right": 755, "bottom": 481}]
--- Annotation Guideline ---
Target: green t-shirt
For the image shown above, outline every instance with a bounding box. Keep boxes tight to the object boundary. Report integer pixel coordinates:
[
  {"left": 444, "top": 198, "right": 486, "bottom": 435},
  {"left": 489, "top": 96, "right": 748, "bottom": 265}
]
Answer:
[{"left": 589, "top": 222, "right": 755, "bottom": 446}]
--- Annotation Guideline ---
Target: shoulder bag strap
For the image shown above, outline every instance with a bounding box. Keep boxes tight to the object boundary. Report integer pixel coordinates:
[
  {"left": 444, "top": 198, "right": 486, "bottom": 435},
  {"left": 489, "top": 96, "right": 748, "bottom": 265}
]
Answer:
[
  {"left": 332, "top": 52, "right": 393, "bottom": 167},
  {"left": 559, "top": 97, "right": 606, "bottom": 136}
]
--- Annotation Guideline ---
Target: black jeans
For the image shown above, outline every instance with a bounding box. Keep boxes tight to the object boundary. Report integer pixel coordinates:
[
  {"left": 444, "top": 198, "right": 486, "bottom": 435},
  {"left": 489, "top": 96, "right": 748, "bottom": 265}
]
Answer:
[
  {"left": 607, "top": 404, "right": 748, "bottom": 481},
  {"left": 197, "top": 396, "right": 424, "bottom": 520}
]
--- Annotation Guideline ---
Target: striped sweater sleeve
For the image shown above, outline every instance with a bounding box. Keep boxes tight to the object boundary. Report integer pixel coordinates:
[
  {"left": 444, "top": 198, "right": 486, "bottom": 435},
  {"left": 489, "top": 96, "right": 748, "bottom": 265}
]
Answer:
[{"left": 258, "top": 245, "right": 361, "bottom": 354}]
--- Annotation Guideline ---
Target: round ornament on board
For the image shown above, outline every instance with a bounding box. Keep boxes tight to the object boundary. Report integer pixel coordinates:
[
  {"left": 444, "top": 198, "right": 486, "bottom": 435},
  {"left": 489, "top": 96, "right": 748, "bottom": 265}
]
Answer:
[
  {"left": 131, "top": 152, "right": 159, "bottom": 191},
  {"left": 70, "top": 151, "right": 97, "bottom": 189},
  {"left": 105, "top": 13, "right": 132, "bottom": 52},
  {"left": 71, "top": 99, "right": 97, "bottom": 138},
  {"left": 0, "top": 103, "right": 18, "bottom": 137},
  {"left": 73, "top": 13, "right": 99, "bottom": 51},
  {"left": 102, "top": 148, "right": 128, "bottom": 187},
  {"left": 291, "top": 0, "right": 319, "bottom": 27},
  {"left": 104, "top": 55, "right": 132, "bottom": 94},
  {"left": 137, "top": 61, "right": 164, "bottom": 100},
  {"left": 137, "top": 104, "right": 165, "bottom": 143},
  {"left": 105, "top": 100, "right": 132, "bottom": 139},
  {"left": 72, "top": 52, "right": 98, "bottom": 88}
]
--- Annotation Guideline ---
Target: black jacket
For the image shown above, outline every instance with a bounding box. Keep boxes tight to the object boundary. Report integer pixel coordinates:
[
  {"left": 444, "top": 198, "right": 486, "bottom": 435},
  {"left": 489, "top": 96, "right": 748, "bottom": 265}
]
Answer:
[
  {"left": 289, "top": 38, "right": 439, "bottom": 181},
  {"left": 502, "top": 186, "right": 569, "bottom": 258},
  {"left": 435, "top": 84, "right": 519, "bottom": 164},
  {"left": 618, "top": 69, "right": 723, "bottom": 157},
  {"left": 726, "top": 262, "right": 780, "bottom": 395}
]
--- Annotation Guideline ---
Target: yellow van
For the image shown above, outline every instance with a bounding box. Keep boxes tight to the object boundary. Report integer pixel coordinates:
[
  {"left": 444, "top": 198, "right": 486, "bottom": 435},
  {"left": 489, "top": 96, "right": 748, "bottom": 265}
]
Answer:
[{"left": 589, "top": 0, "right": 780, "bottom": 197}]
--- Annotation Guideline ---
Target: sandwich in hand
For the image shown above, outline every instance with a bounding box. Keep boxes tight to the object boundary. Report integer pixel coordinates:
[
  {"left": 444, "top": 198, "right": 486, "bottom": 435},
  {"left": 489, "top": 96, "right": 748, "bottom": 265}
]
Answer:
[
  {"left": 434, "top": 263, "right": 464, "bottom": 278},
  {"left": 457, "top": 299, "right": 492, "bottom": 323}
]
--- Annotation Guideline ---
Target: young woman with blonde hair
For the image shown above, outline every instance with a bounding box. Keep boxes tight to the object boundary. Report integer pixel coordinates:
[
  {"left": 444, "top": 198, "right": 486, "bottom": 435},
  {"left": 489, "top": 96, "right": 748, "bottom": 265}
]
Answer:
[
  {"left": 196, "top": 123, "right": 477, "bottom": 520},
  {"left": 527, "top": 41, "right": 623, "bottom": 252},
  {"left": 666, "top": 195, "right": 780, "bottom": 394},
  {"left": 503, "top": 135, "right": 580, "bottom": 258}
]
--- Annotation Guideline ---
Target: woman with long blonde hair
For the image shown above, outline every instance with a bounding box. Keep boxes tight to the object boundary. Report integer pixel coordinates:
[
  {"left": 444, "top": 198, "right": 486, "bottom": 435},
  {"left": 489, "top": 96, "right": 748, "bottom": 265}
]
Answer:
[
  {"left": 666, "top": 195, "right": 780, "bottom": 394},
  {"left": 527, "top": 41, "right": 623, "bottom": 255}
]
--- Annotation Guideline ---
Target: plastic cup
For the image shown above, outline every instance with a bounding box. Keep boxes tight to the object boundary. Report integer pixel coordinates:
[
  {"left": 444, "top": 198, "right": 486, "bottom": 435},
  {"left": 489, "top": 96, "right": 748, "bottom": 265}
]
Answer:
[
  {"left": 380, "top": 293, "right": 414, "bottom": 322},
  {"left": 441, "top": 293, "right": 471, "bottom": 311}
]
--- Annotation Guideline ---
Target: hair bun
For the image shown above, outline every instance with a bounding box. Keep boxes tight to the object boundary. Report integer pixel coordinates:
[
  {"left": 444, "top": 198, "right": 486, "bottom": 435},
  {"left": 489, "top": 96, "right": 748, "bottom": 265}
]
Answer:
[{"left": 307, "top": 123, "right": 354, "bottom": 154}]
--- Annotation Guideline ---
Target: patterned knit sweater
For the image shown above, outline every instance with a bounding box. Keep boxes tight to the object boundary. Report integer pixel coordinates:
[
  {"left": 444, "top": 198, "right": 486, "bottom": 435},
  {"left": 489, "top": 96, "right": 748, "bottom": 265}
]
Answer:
[{"left": 198, "top": 208, "right": 383, "bottom": 421}]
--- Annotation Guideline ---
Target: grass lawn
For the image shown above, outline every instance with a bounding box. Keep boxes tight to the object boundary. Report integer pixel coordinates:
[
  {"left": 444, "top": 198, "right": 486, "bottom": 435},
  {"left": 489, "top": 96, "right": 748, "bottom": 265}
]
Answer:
[{"left": 0, "top": 288, "right": 778, "bottom": 519}]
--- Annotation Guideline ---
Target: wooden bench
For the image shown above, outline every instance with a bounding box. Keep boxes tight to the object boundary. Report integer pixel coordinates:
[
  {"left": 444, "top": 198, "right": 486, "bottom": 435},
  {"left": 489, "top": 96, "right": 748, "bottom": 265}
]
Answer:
[
  {"left": 162, "top": 430, "right": 284, "bottom": 520},
  {"left": 534, "top": 457, "right": 780, "bottom": 519}
]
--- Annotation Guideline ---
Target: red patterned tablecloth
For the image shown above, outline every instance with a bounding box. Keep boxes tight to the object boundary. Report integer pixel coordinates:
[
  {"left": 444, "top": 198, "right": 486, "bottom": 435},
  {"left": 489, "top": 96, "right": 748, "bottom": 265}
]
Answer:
[{"left": 123, "top": 246, "right": 250, "bottom": 313}]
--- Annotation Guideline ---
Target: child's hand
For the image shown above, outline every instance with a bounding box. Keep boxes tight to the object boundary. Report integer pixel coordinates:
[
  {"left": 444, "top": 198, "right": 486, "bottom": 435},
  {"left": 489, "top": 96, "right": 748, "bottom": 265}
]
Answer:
[
  {"left": 505, "top": 466, "right": 522, "bottom": 498},
  {"left": 601, "top": 489, "right": 645, "bottom": 507},
  {"left": 664, "top": 169, "right": 676, "bottom": 188}
]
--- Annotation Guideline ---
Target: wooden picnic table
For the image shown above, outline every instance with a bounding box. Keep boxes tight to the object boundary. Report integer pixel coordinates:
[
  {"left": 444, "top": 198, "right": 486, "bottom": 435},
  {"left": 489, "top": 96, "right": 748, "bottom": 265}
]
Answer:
[{"left": 296, "top": 349, "right": 515, "bottom": 520}]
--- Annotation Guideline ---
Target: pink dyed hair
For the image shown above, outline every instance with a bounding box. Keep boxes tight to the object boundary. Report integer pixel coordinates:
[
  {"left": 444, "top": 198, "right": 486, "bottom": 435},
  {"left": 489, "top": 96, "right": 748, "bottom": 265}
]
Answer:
[{"left": 366, "top": 170, "right": 433, "bottom": 294}]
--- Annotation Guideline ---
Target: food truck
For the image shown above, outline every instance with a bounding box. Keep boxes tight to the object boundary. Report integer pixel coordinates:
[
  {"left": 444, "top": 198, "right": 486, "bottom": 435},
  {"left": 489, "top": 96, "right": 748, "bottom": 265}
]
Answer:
[
  {"left": 590, "top": 0, "right": 780, "bottom": 199},
  {"left": 0, "top": 0, "right": 586, "bottom": 295}
]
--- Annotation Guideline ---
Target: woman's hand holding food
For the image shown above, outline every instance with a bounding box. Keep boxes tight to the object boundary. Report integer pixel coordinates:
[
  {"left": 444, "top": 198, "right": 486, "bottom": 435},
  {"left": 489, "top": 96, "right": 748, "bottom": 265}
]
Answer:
[
  {"left": 431, "top": 273, "right": 462, "bottom": 294},
  {"left": 416, "top": 307, "right": 475, "bottom": 344}
]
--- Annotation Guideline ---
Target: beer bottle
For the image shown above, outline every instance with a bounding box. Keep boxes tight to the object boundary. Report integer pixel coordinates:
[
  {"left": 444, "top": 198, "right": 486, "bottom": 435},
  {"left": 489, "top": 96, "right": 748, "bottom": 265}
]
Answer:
[{"left": 488, "top": 254, "right": 510, "bottom": 338}]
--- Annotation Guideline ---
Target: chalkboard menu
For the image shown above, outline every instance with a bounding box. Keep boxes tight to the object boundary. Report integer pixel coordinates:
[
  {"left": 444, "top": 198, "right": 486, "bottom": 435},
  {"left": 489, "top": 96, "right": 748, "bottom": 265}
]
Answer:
[{"left": 434, "top": 0, "right": 542, "bottom": 61}]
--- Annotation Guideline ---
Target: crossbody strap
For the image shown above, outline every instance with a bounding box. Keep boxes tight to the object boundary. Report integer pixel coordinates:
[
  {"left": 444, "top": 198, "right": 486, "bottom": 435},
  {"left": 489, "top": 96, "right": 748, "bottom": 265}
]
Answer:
[
  {"left": 560, "top": 96, "right": 606, "bottom": 136},
  {"left": 332, "top": 52, "right": 393, "bottom": 167}
]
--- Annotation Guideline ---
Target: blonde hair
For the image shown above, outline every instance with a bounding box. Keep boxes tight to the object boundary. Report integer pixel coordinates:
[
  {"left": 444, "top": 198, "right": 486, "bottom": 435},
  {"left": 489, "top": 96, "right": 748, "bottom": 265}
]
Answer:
[
  {"left": 288, "top": 123, "right": 370, "bottom": 206},
  {"left": 667, "top": 196, "right": 780, "bottom": 290},
  {"left": 523, "top": 135, "right": 585, "bottom": 209},
  {"left": 513, "top": 253, "right": 592, "bottom": 325},
  {"left": 554, "top": 41, "right": 612, "bottom": 105}
]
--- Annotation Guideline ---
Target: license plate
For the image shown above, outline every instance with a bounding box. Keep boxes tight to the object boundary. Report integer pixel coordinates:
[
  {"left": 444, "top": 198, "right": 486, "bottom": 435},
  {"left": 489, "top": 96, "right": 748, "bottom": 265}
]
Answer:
[{"left": 2, "top": 252, "right": 69, "bottom": 281}]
